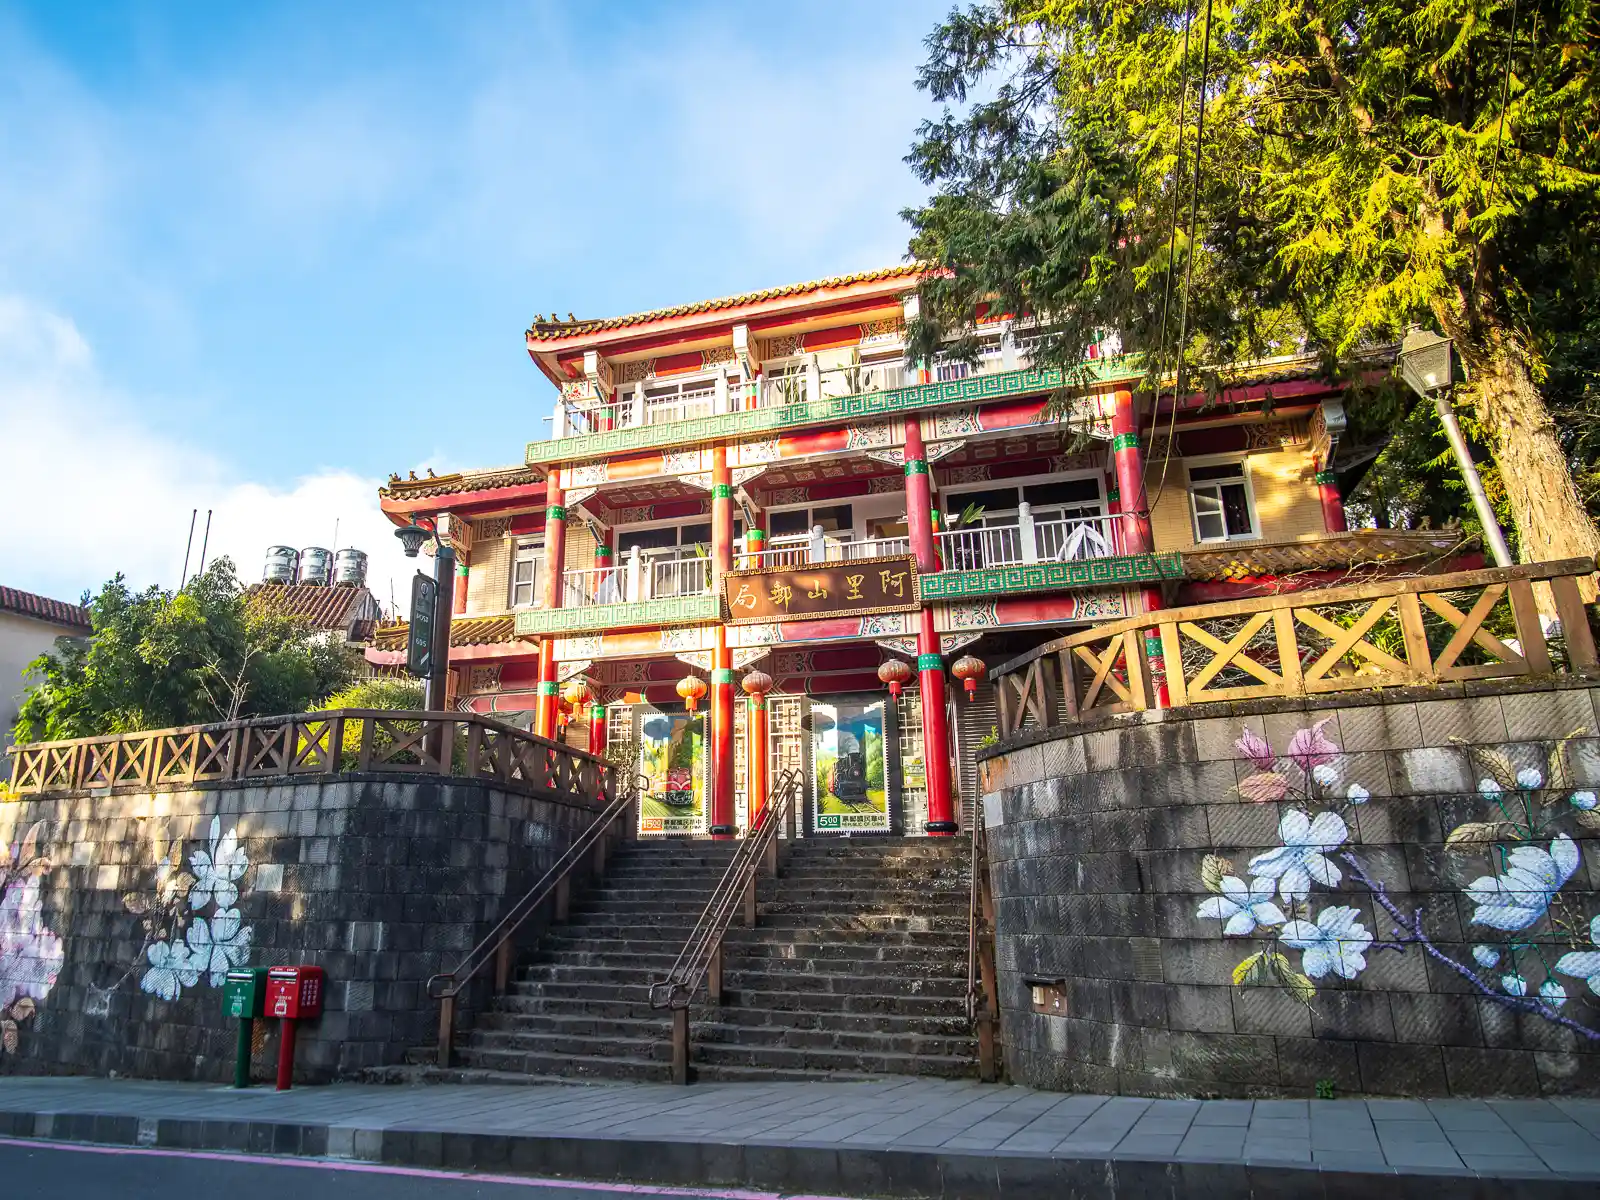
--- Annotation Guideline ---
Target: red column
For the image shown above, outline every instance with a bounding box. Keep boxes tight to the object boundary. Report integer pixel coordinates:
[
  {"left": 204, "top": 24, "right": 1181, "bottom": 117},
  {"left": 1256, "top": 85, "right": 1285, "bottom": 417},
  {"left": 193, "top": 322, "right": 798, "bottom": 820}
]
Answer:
[
  {"left": 587, "top": 702, "right": 607, "bottom": 757},
  {"left": 454, "top": 558, "right": 469, "bottom": 615},
  {"left": 709, "top": 447, "right": 736, "bottom": 838},
  {"left": 905, "top": 419, "right": 957, "bottom": 836},
  {"left": 1111, "top": 389, "right": 1152, "bottom": 555},
  {"left": 1317, "top": 467, "right": 1347, "bottom": 533},
  {"left": 1110, "top": 390, "right": 1169, "bottom": 707},
  {"left": 746, "top": 690, "right": 769, "bottom": 830},
  {"left": 535, "top": 478, "right": 567, "bottom": 740}
]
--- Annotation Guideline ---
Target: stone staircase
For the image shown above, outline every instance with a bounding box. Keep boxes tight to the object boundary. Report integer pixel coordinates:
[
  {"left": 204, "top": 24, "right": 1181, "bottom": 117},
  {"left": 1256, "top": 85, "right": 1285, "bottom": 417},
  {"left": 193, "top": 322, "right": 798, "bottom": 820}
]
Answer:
[{"left": 446, "top": 835, "right": 977, "bottom": 1083}]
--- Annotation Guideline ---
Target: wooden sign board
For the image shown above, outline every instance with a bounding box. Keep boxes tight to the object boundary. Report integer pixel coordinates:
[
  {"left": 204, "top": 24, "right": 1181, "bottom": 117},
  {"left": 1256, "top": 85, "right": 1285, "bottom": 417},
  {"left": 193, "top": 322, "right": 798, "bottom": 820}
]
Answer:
[{"left": 723, "top": 554, "right": 920, "bottom": 625}]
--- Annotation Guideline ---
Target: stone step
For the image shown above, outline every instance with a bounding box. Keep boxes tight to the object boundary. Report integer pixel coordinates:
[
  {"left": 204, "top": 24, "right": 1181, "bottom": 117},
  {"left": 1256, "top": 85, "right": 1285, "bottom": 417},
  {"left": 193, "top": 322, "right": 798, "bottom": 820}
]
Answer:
[
  {"left": 505, "top": 980, "right": 961, "bottom": 1018},
  {"left": 457, "top": 1046, "right": 670, "bottom": 1083},
  {"left": 477, "top": 1004, "right": 970, "bottom": 1040},
  {"left": 538, "top": 928, "right": 968, "bottom": 954},
  {"left": 466, "top": 1023, "right": 975, "bottom": 1060},
  {"left": 686, "top": 1041, "right": 976, "bottom": 1079},
  {"left": 521, "top": 962, "right": 966, "bottom": 992}
]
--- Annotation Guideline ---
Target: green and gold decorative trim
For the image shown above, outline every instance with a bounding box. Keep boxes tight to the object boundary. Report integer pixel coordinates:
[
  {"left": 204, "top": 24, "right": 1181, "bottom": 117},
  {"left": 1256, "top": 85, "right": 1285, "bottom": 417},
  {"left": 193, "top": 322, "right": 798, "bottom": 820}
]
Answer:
[
  {"left": 916, "top": 653, "right": 943, "bottom": 671},
  {"left": 712, "top": 483, "right": 733, "bottom": 499},
  {"left": 1110, "top": 432, "right": 1140, "bottom": 453},
  {"left": 1314, "top": 469, "right": 1337, "bottom": 485},
  {"left": 590, "top": 703, "right": 606, "bottom": 718},
  {"left": 546, "top": 504, "right": 567, "bottom": 522},
  {"left": 538, "top": 681, "right": 559, "bottom": 696},
  {"left": 919, "top": 553, "right": 1182, "bottom": 600},
  {"left": 711, "top": 667, "right": 736, "bottom": 684},
  {"left": 903, "top": 459, "right": 929, "bottom": 476},
  {"left": 513, "top": 594, "right": 721, "bottom": 637},
  {"left": 525, "top": 360, "right": 1139, "bottom": 467},
  {"left": 594, "top": 544, "right": 613, "bottom": 558}
]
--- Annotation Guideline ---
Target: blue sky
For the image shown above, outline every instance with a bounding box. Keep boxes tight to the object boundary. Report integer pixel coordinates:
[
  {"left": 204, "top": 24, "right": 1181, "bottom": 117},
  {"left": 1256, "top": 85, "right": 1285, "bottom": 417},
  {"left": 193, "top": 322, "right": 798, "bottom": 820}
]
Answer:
[{"left": 0, "top": 0, "right": 943, "bottom": 608}]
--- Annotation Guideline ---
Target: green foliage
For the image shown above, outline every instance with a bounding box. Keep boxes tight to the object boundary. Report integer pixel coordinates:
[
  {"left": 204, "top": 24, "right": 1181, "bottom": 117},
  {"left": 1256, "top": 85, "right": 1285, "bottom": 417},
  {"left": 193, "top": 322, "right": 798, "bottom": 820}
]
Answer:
[
  {"left": 13, "top": 559, "right": 359, "bottom": 743},
  {"left": 317, "top": 678, "right": 424, "bottom": 712},
  {"left": 905, "top": 0, "right": 1600, "bottom": 557}
]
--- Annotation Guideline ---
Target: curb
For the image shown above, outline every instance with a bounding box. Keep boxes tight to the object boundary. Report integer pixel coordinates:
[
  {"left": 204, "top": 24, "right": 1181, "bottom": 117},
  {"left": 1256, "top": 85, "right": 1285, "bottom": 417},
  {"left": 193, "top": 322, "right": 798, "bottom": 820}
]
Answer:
[{"left": 0, "top": 1108, "right": 1595, "bottom": 1198}]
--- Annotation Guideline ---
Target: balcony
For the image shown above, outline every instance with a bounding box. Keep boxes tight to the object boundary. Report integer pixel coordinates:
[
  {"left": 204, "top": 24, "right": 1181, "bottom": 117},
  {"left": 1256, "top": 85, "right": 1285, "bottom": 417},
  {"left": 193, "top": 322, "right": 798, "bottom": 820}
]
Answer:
[
  {"left": 739, "top": 532, "right": 911, "bottom": 570},
  {"left": 528, "top": 345, "right": 1140, "bottom": 467},
  {"left": 935, "top": 512, "right": 1121, "bottom": 572}
]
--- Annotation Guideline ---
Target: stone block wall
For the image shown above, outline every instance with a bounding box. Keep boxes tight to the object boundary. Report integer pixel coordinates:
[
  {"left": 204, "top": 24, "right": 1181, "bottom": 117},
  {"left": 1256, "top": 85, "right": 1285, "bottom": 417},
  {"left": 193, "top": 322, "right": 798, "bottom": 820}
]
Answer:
[
  {"left": 979, "top": 677, "right": 1600, "bottom": 1098},
  {"left": 0, "top": 774, "right": 596, "bottom": 1083}
]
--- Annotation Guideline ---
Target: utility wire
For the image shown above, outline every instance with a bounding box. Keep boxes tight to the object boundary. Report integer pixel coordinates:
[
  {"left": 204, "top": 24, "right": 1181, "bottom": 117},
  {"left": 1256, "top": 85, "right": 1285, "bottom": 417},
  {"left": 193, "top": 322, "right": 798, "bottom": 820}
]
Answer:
[{"left": 1145, "top": 0, "right": 1216, "bottom": 514}]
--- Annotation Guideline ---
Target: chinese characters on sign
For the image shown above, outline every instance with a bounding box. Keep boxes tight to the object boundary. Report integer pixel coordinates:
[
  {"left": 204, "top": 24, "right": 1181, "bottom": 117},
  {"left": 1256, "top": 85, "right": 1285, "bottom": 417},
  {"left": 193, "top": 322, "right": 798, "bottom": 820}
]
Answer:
[{"left": 723, "top": 555, "right": 921, "bottom": 624}]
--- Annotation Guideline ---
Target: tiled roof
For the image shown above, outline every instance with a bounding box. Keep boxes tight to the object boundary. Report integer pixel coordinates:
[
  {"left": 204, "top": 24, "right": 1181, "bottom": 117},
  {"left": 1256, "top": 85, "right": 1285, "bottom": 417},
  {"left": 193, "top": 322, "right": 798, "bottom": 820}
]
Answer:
[
  {"left": 373, "top": 612, "right": 521, "bottom": 651},
  {"left": 244, "top": 584, "right": 380, "bottom": 634},
  {"left": 0, "top": 586, "right": 90, "bottom": 631},
  {"left": 381, "top": 465, "right": 542, "bottom": 500},
  {"left": 526, "top": 264, "right": 922, "bottom": 341},
  {"left": 1180, "top": 530, "right": 1471, "bottom": 582}
]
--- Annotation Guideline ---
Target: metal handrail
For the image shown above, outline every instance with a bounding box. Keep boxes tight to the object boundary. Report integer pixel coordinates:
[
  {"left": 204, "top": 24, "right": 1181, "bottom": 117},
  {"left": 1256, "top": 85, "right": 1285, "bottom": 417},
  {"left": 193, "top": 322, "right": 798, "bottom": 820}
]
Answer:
[
  {"left": 967, "top": 814, "right": 1001, "bottom": 1083},
  {"left": 649, "top": 769, "right": 802, "bottom": 1084},
  {"left": 424, "top": 772, "right": 646, "bottom": 1067}
]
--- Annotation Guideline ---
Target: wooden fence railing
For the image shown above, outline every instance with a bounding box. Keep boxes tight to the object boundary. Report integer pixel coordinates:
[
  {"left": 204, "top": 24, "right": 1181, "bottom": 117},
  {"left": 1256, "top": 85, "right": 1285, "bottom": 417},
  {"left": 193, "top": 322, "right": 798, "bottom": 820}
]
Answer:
[
  {"left": 991, "top": 558, "right": 1600, "bottom": 739},
  {"left": 6, "top": 709, "right": 616, "bottom": 809}
]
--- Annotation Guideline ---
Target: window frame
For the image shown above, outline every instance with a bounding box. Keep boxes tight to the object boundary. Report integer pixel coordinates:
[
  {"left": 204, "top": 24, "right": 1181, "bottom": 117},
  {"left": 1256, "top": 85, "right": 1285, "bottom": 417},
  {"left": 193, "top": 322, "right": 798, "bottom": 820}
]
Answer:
[
  {"left": 509, "top": 537, "right": 545, "bottom": 609},
  {"left": 1185, "top": 456, "right": 1260, "bottom": 544}
]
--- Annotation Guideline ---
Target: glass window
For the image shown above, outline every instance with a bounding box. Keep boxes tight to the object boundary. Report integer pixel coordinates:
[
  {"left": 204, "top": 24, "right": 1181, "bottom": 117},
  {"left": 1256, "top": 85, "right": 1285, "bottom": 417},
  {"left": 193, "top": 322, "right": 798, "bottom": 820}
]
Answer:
[
  {"left": 813, "top": 505, "right": 853, "bottom": 533},
  {"left": 769, "top": 510, "right": 809, "bottom": 536},
  {"left": 948, "top": 487, "right": 1018, "bottom": 523},
  {"left": 1189, "top": 462, "right": 1256, "bottom": 542},
  {"left": 1023, "top": 478, "right": 1101, "bottom": 507},
  {"left": 510, "top": 540, "right": 543, "bottom": 608},
  {"left": 680, "top": 522, "right": 712, "bottom": 546},
  {"left": 618, "top": 527, "right": 676, "bottom": 553}
]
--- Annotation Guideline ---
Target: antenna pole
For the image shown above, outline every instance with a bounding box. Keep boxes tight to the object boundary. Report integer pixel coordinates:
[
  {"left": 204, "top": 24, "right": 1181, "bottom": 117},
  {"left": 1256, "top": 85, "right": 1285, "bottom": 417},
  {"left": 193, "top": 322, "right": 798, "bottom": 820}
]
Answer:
[
  {"left": 332, "top": 518, "right": 340, "bottom": 553},
  {"left": 180, "top": 509, "right": 197, "bottom": 590},
  {"left": 197, "top": 510, "right": 213, "bottom": 577}
]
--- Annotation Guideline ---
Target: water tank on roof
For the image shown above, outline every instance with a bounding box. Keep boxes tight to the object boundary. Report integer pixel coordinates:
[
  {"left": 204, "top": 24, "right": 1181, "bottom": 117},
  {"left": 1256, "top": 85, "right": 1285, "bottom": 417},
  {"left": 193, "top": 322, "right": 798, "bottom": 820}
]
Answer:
[
  {"left": 333, "top": 548, "right": 368, "bottom": 587},
  {"left": 263, "top": 546, "right": 299, "bottom": 585},
  {"left": 298, "top": 547, "right": 333, "bottom": 586}
]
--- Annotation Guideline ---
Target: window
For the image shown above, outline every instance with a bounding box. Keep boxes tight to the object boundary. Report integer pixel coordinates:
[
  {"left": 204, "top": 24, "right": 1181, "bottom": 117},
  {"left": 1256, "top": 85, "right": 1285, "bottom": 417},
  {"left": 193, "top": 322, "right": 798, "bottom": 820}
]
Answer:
[
  {"left": 510, "top": 539, "right": 543, "bottom": 608},
  {"left": 1189, "top": 462, "right": 1256, "bottom": 542},
  {"left": 768, "top": 504, "right": 853, "bottom": 537}
]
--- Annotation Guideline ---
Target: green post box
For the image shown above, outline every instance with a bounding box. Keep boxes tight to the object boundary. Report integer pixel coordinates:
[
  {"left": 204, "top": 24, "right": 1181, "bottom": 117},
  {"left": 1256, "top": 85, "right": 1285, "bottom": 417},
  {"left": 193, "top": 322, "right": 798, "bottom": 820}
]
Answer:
[{"left": 223, "top": 967, "right": 268, "bottom": 1088}]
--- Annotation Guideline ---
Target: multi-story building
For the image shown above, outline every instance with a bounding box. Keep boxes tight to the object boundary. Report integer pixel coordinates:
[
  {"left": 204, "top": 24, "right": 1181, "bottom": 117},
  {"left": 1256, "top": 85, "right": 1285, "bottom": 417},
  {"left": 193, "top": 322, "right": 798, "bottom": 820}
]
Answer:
[{"left": 372, "top": 265, "right": 1464, "bottom": 840}]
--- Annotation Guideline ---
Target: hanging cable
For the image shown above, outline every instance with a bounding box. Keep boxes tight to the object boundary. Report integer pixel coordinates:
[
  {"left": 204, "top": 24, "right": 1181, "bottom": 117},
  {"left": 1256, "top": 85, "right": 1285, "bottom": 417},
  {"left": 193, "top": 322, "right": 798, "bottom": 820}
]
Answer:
[{"left": 1145, "top": 0, "right": 1216, "bottom": 514}]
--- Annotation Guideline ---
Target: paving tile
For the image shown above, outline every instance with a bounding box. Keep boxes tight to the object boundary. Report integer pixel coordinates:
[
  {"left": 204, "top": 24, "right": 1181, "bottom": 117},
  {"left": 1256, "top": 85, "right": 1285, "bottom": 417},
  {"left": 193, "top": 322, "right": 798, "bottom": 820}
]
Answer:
[
  {"left": 1380, "top": 1145, "right": 1465, "bottom": 1170},
  {"left": 1241, "top": 1137, "right": 1311, "bottom": 1163},
  {"left": 1192, "top": 1102, "right": 1253, "bottom": 1127},
  {"left": 1251, "top": 1100, "right": 1309, "bottom": 1119},
  {"left": 1111, "top": 1133, "right": 1185, "bottom": 1157},
  {"left": 1458, "top": 1154, "right": 1551, "bottom": 1174}
]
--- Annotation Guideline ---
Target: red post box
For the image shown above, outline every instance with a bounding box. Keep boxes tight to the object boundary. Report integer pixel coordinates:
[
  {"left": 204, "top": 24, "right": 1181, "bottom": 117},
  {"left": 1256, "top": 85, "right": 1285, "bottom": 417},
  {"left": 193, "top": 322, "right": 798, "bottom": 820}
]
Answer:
[{"left": 265, "top": 965, "right": 325, "bottom": 1090}]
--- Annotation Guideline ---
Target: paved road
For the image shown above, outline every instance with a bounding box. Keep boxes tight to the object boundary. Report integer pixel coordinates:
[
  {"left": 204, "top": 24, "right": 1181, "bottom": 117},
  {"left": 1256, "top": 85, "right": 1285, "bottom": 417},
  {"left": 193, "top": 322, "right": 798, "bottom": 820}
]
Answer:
[{"left": 0, "top": 1140, "right": 839, "bottom": 1200}]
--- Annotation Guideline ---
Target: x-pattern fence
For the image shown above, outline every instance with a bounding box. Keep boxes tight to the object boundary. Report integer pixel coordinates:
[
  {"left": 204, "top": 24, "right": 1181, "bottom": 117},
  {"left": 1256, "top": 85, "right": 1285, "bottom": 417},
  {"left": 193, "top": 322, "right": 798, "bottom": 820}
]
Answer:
[
  {"left": 7, "top": 709, "right": 614, "bottom": 809},
  {"left": 992, "top": 558, "right": 1600, "bottom": 738}
]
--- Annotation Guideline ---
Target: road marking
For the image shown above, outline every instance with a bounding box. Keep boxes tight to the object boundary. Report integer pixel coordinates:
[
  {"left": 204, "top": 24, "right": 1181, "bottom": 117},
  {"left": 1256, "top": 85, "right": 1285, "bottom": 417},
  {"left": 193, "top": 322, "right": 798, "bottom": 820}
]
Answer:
[{"left": 0, "top": 1136, "right": 852, "bottom": 1199}]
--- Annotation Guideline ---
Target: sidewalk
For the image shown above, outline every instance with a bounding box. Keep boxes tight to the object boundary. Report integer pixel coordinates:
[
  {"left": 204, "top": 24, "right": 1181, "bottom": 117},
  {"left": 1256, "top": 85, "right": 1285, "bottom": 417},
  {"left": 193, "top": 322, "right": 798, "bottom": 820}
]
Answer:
[{"left": 0, "top": 1075, "right": 1596, "bottom": 1197}]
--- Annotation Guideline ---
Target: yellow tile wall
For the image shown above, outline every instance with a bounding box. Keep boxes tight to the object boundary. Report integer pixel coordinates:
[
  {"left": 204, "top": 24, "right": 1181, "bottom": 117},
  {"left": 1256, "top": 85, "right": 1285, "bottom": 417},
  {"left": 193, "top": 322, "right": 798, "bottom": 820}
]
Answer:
[
  {"left": 1148, "top": 445, "right": 1325, "bottom": 554},
  {"left": 564, "top": 523, "right": 597, "bottom": 572}
]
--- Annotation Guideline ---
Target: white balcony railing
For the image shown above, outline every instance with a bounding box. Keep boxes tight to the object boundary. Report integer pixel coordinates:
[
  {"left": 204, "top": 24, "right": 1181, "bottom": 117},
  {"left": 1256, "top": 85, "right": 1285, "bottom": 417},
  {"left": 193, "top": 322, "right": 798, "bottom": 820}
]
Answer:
[
  {"left": 549, "top": 326, "right": 1062, "bottom": 437},
  {"left": 739, "top": 532, "right": 913, "bottom": 571},
  {"left": 558, "top": 547, "right": 713, "bottom": 609},
  {"left": 935, "top": 509, "right": 1123, "bottom": 571}
]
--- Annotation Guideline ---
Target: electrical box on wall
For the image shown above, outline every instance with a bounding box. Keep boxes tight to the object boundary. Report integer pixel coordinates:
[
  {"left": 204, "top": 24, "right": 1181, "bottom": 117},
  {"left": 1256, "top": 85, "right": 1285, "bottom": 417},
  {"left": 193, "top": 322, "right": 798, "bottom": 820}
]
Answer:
[{"left": 1027, "top": 978, "right": 1068, "bottom": 1016}]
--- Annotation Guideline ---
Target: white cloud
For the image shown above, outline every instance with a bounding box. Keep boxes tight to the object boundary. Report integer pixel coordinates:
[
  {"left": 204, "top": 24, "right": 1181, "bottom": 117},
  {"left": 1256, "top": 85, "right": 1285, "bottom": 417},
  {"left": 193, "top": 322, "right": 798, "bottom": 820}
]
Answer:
[{"left": 0, "top": 294, "right": 413, "bottom": 612}]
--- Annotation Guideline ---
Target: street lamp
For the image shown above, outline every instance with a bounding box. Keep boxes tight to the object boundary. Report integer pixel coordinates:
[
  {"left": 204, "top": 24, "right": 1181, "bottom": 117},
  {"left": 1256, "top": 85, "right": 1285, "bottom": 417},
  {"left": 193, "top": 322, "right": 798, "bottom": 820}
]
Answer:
[
  {"left": 1396, "top": 328, "right": 1513, "bottom": 568},
  {"left": 394, "top": 518, "right": 457, "bottom": 710}
]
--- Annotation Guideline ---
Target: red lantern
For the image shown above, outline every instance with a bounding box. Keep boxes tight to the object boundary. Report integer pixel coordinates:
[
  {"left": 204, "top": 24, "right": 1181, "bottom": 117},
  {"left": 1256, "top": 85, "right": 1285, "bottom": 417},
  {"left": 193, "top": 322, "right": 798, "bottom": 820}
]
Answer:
[
  {"left": 677, "top": 675, "right": 708, "bottom": 713},
  {"left": 562, "top": 678, "right": 590, "bottom": 708},
  {"left": 951, "top": 655, "right": 987, "bottom": 700},
  {"left": 741, "top": 669, "right": 774, "bottom": 709},
  {"left": 877, "top": 658, "right": 913, "bottom": 699}
]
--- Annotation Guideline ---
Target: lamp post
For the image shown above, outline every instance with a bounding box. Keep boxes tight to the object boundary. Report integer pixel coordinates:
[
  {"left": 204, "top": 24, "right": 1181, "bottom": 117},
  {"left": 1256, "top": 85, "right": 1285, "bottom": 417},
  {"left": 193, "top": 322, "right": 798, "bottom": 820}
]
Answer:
[
  {"left": 396, "top": 519, "right": 457, "bottom": 711},
  {"left": 1397, "top": 328, "right": 1513, "bottom": 568}
]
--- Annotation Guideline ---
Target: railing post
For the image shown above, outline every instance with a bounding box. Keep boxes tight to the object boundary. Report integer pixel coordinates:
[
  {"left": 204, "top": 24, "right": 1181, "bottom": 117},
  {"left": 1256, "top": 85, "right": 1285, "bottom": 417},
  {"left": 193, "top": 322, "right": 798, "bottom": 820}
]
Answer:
[
  {"left": 627, "top": 546, "right": 644, "bottom": 602},
  {"left": 708, "top": 942, "right": 723, "bottom": 1005},
  {"left": 494, "top": 937, "right": 513, "bottom": 994},
  {"left": 977, "top": 1016, "right": 998, "bottom": 1083},
  {"left": 808, "top": 524, "right": 826, "bottom": 564},
  {"left": 763, "top": 834, "right": 778, "bottom": 878},
  {"left": 437, "top": 993, "right": 455, "bottom": 1069},
  {"left": 592, "top": 831, "right": 608, "bottom": 877},
  {"left": 1508, "top": 579, "right": 1553, "bottom": 674},
  {"left": 1000, "top": 321, "right": 1016, "bottom": 371},
  {"left": 1552, "top": 574, "right": 1599, "bottom": 668},
  {"left": 630, "top": 381, "right": 644, "bottom": 428},
  {"left": 671, "top": 1007, "right": 689, "bottom": 1085},
  {"left": 805, "top": 353, "right": 820, "bottom": 404},
  {"left": 1018, "top": 502, "right": 1037, "bottom": 564},
  {"left": 714, "top": 368, "right": 728, "bottom": 415}
]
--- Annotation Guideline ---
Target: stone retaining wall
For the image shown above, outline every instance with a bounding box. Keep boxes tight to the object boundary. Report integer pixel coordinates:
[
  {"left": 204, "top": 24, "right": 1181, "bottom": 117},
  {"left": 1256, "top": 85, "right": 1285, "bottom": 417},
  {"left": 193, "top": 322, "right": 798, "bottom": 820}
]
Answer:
[
  {"left": 0, "top": 774, "right": 595, "bottom": 1083},
  {"left": 978, "top": 677, "right": 1600, "bottom": 1098}
]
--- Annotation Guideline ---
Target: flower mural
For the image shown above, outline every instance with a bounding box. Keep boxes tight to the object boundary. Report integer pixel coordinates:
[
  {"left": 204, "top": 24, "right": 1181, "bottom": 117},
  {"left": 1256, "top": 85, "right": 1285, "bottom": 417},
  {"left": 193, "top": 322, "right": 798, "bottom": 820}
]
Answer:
[
  {"left": 116, "top": 817, "right": 253, "bottom": 1003},
  {"left": 1197, "top": 721, "right": 1600, "bottom": 1041},
  {"left": 0, "top": 822, "right": 63, "bottom": 1053}
]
